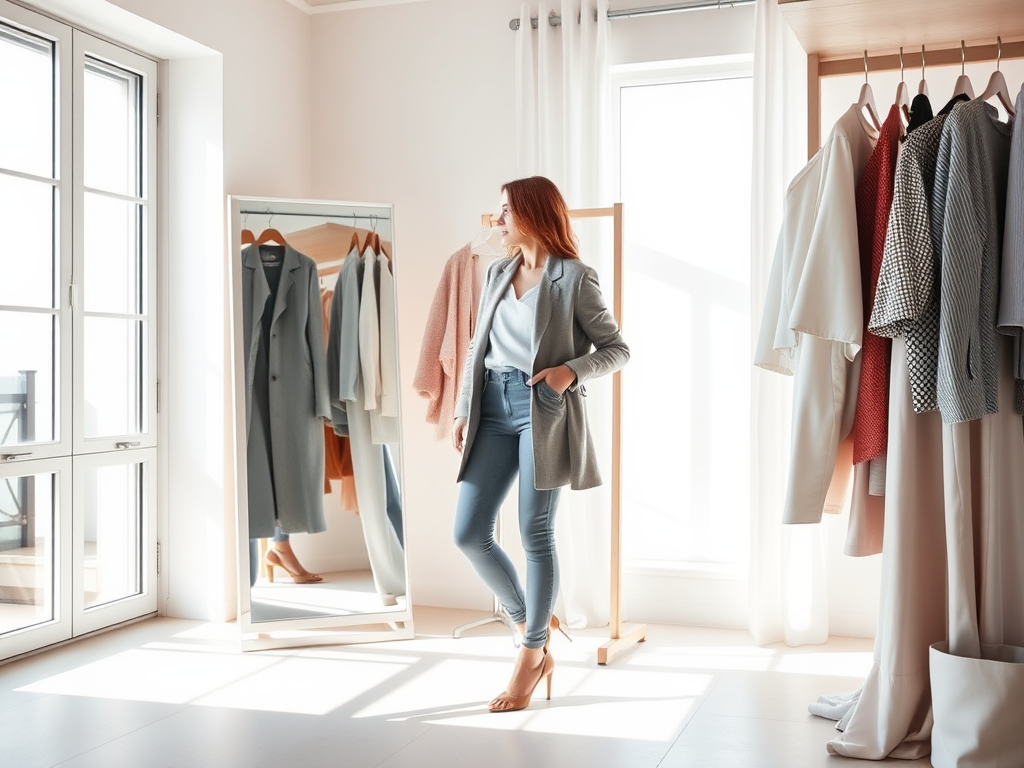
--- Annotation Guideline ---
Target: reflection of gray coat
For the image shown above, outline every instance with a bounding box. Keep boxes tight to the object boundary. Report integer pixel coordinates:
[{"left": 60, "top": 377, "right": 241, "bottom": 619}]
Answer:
[
  {"left": 455, "top": 255, "right": 629, "bottom": 490},
  {"left": 242, "top": 244, "right": 331, "bottom": 537}
]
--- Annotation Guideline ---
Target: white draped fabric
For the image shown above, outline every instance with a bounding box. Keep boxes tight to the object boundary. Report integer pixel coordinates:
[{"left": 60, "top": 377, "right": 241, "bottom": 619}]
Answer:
[
  {"left": 749, "top": 0, "right": 831, "bottom": 647},
  {"left": 514, "top": 0, "right": 612, "bottom": 629}
]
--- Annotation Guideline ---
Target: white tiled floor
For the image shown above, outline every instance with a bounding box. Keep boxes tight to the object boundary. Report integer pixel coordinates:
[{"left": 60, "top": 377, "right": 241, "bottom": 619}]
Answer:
[{"left": 1, "top": 608, "right": 932, "bottom": 768}]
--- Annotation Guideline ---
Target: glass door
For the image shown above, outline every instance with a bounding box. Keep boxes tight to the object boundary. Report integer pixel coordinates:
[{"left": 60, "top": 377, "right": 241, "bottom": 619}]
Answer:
[
  {"left": 0, "top": 1, "right": 158, "bottom": 661},
  {"left": 70, "top": 30, "right": 157, "bottom": 632},
  {"left": 0, "top": 2, "right": 74, "bottom": 658}
]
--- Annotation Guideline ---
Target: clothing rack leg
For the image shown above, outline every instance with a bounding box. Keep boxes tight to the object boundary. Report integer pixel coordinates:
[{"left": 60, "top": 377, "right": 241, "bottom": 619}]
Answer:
[{"left": 596, "top": 202, "right": 646, "bottom": 664}]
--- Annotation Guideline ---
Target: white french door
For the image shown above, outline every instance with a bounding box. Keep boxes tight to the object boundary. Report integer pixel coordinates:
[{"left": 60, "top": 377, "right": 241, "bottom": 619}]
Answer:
[{"left": 0, "top": 1, "right": 157, "bottom": 661}]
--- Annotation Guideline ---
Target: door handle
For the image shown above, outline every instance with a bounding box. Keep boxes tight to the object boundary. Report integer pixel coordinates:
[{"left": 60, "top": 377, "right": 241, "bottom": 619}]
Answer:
[
  {"left": 116, "top": 441, "right": 142, "bottom": 449},
  {"left": 0, "top": 452, "right": 33, "bottom": 461}
]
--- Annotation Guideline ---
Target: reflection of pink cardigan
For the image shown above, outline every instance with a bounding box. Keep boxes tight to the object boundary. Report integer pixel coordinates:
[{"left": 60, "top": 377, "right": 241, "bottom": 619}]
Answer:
[{"left": 413, "top": 244, "right": 477, "bottom": 440}]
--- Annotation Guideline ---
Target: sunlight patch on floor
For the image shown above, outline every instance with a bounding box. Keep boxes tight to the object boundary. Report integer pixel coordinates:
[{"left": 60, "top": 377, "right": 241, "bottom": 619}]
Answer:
[
  {"left": 17, "top": 647, "right": 280, "bottom": 704},
  {"left": 771, "top": 650, "right": 874, "bottom": 678},
  {"left": 192, "top": 653, "right": 409, "bottom": 714},
  {"left": 624, "top": 644, "right": 777, "bottom": 671}
]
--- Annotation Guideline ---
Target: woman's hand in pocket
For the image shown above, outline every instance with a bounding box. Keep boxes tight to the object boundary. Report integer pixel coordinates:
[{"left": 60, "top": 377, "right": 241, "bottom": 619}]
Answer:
[{"left": 528, "top": 365, "right": 576, "bottom": 395}]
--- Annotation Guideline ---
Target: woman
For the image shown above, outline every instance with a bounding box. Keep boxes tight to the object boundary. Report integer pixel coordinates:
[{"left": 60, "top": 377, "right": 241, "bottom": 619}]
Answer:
[{"left": 452, "top": 176, "right": 629, "bottom": 712}]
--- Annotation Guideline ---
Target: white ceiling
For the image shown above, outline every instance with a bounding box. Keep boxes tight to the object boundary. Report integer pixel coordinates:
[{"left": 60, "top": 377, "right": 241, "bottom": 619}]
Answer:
[{"left": 284, "top": 0, "right": 432, "bottom": 14}]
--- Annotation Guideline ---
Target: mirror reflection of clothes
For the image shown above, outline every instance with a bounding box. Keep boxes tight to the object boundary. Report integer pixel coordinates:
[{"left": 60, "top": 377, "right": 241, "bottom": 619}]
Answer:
[
  {"left": 241, "top": 243, "right": 331, "bottom": 540},
  {"left": 326, "top": 246, "right": 406, "bottom": 599}
]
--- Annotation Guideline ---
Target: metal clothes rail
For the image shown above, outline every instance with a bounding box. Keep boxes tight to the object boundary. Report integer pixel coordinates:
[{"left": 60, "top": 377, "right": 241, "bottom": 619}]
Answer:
[{"left": 239, "top": 210, "right": 391, "bottom": 221}]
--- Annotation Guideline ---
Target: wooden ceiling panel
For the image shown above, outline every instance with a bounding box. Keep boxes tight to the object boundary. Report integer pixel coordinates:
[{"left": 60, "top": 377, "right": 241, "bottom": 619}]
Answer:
[{"left": 779, "top": 0, "right": 1024, "bottom": 59}]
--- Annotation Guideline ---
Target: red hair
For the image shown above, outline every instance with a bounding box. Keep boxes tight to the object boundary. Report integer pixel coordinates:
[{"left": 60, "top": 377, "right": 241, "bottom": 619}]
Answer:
[{"left": 501, "top": 176, "right": 580, "bottom": 261}]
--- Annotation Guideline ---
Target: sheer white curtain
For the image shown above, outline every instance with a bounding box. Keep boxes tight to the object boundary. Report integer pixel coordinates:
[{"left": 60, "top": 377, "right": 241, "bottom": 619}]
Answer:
[
  {"left": 515, "top": 0, "right": 612, "bottom": 628},
  {"left": 749, "top": 0, "right": 830, "bottom": 646}
]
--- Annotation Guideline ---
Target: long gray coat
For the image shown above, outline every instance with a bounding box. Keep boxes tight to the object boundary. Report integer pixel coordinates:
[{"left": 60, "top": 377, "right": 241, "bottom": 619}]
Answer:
[
  {"left": 455, "top": 254, "right": 629, "bottom": 490},
  {"left": 242, "top": 244, "right": 331, "bottom": 538}
]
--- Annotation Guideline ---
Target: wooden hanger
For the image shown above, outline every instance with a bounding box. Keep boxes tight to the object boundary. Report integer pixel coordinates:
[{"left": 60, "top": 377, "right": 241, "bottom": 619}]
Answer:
[
  {"left": 255, "top": 211, "right": 287, "bottom": 246},
  {"left": 362, "top": 214, "right": 381, "bottom": 256},
  {"left": 979, "top": 37, "right": 1016, "bottom": 117},
  {"left": 895, "top": 47, "right": 911, "bottom": 126},
  {"left": 858, "top": 50, "right": 882, "bottom": 131},
  {"left": 348, "top": 229, "right": 362, "bottom": 254},
  {"left": 952, "top": 40, "right": 975, "bottom": 99},
  {"left": 240, "top": 212, "right": 255, "bottom": 245},
  {"left": 918, "top": 45, "right": 929, "bottom": 97}
]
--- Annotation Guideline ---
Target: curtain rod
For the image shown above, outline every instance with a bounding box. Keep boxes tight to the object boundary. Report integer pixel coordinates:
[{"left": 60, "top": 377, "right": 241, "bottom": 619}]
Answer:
[{"left": 509, "top": 0, "right": 754, "bottom": 31}]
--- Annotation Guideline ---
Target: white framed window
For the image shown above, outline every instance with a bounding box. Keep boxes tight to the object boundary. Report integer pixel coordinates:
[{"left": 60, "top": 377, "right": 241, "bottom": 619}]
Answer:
[
  {"left": 0, "top": 0, "right": 158, "bottom": 662},
  {"left": 613, "top": 56, "right": 753, "bottom": 586}
]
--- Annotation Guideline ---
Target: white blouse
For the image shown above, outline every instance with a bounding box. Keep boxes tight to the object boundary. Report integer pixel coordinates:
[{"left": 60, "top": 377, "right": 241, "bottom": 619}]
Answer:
[{"left": 484, "top": 282, "right": 538, "bottom": 373}]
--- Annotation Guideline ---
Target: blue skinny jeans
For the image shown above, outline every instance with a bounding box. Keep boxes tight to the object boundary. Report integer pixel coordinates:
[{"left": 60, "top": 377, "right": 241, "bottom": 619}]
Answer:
[{"left": 453, "top": 369, "right": 562, "bottom": 650}]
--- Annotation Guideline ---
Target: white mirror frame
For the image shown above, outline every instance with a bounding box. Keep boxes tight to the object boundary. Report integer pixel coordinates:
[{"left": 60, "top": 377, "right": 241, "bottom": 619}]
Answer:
[{"left": 227, "top": 195, "right": 413, "bottom": 651}]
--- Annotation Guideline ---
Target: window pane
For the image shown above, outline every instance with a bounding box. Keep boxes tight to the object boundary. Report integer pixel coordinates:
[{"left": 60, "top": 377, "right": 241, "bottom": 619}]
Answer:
[
  {"left": 0, "top": 25, "right": 54, "bottom": 178},
  {"left": 84, "top": 193, "right": 141, "bottom": 315},
  {"left": 83, "top": 318, "right": 142, "bottom": 439},
  {"left": 0, "top": 471, "right": 56, "bottom": 636},
  {"left": 83, "top": 462, "right": 141, "bottom": 609},
  {"left": 83, "top": 60, "right": 139, "bottom": 197},
  {"left": 0, "top": 312, "right": 57, "bottom": 445},
  {"left": 620, "top": 76, "right": 752, "bottom": 567},
  {"left": 0, "top": 174, "right": 55, "bottom": 309}
]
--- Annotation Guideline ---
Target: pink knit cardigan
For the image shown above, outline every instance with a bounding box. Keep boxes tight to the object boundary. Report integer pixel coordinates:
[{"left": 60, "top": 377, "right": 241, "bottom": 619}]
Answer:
[{"left": 413, "top": 244, "right": 477, "bottom": 439}]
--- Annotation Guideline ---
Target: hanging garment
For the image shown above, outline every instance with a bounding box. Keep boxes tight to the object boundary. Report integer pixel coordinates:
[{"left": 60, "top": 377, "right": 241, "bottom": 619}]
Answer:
[
  {"left": 370, "top": 252, "right": 400, "bottom": 445},
  {"left": 320, "top": 286, "right": 357, "bottom": 506},
  {"left": 755, "top": 104, "right": 878, "bottom": 524},
  {"left": 932, "top": 99, "right": 1012, "bottom": 424},
  {"left": 242, "top": 244, "right": 331, "bottom": 538},
  {"left": 852, "top": 104, "right": 903, "bottom": 466},
  {"left": 906, "top": 93, "right": 934, "bottom": 134},
  {"left": 378, "top": 253, "right": 399, "bottom": 420},
  {"left": 356, "top": 248, "right": 399, "bottom": 445},
  {"left": 826, "top": 336, "right": 947, "bottom": 761},
  {"left": 327, "top": 247, "right": 406, "bottom": 600},
  {"left": 413, "top": 243, "right": 477, "bottom": 439},
  {"left": 869, "top": 112, "right": 952, "bottom": 413},
  {"left": 360, "top": 247, "right": 382, "bottom": 412},
  {"left": 997, "top": 86, "right": 1024, "bottom": 396}
]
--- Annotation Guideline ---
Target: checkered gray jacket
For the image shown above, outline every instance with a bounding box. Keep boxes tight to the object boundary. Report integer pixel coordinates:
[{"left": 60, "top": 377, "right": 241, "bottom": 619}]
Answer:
[
  {"left": 931, "top": 100, "right": 1012, "bottom": 424},
  {"left": 868, "top": 114, "right": 949, "bottom": 414}
]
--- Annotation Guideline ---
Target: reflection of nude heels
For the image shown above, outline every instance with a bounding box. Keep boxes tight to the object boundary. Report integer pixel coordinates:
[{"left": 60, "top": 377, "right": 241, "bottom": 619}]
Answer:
[
  {"left": 489, "top": 648, "right": 555, "bottom": 713},
  {"left": 264, "top": 548, "right": 322, "bottom": 584}
]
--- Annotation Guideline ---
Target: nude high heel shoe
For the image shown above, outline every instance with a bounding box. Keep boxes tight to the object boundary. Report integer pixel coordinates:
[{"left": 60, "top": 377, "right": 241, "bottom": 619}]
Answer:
[
  {"left": 488, "top": 648, "right": 555, "bottom": 713},
  {"left": 517, "top": 615, "right": 573, "bottom": 649},
  {"left": 264, "top": 548, "right": 323, "bottom": 584},
  {"left": 545, "top": 615, "right": 572, "bottom": 650}
]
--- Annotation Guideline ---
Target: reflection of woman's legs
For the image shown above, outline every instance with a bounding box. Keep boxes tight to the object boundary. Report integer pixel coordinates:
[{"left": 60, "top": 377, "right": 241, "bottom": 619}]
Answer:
[
  {"left": 517, "top": 433, "right": 561, "bottom": 650},
  {"left": 453, "top": 375, "right": 526, "bottom": 625}
]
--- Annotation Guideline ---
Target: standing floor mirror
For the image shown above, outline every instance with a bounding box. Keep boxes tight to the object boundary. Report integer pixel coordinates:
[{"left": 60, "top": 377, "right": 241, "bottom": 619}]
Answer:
[{"left": 228, "top": 195, "right": 412, "bottom": 650}]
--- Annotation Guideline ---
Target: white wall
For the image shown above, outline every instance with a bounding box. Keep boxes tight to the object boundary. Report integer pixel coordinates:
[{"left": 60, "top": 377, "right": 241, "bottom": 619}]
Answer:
[{"left": 310, "top": 0, "right": 523, "bottom": 612}]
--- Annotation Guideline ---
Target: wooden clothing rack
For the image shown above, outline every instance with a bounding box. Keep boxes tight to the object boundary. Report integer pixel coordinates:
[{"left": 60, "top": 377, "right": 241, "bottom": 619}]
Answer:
[
  {"left": 807, "top": 39, "right": 1024, "bottom": 158},
  {"left": 480, "top": 203, "right": 646, "bottom": 665}
]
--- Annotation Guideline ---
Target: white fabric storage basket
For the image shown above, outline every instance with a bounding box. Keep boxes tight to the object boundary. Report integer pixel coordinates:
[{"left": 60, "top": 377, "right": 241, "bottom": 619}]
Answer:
[{"left": 929, "top": 642, "right": 1024, "bottom": 768}]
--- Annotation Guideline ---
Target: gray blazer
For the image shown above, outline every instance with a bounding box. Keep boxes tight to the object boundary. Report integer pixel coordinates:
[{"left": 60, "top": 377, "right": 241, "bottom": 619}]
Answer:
[
  {"left": 455, "top": 254, "right": 629, "bottom": 490},
  {"left": 242, "top": 244, "right": 331, "bottom": 537}
]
